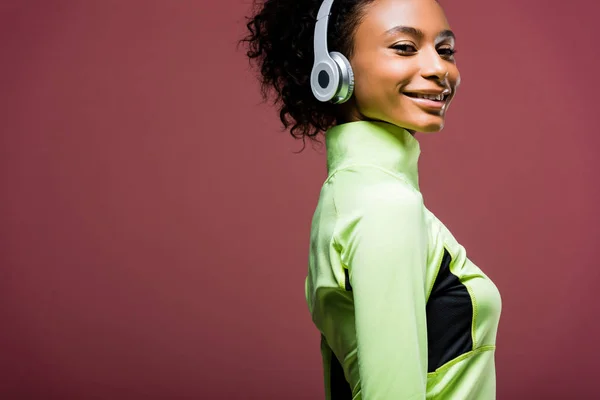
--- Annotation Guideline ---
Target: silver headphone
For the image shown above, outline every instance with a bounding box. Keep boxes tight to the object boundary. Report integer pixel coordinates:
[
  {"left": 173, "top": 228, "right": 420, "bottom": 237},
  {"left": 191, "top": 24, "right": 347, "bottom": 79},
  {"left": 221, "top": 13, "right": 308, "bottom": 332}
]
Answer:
[{"left": 310, "top": 0, "right": 355, "bottom": 104}]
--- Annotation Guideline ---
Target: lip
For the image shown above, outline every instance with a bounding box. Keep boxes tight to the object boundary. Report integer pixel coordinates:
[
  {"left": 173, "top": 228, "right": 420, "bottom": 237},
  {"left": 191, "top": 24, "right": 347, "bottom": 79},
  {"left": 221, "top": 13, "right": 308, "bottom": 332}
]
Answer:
[
  {"left": 402, "top": 92, "right": 449, "bottom": 111},
  {"left": 404, "top": 89, "right": 450, "bottom": 96}
]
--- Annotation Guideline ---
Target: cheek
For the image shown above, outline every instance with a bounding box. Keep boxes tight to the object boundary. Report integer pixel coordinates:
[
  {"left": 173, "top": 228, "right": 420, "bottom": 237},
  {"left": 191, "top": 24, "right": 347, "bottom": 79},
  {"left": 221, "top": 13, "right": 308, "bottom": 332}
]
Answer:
[
  {"left": 450, "top": 65, "right": 461, "bottom": 89},
  {"left": 447, "top": 72, "right": 461, "bottom": 107},
  {"left": 352, "top": 59, "right": 414, "bottom": 105}
]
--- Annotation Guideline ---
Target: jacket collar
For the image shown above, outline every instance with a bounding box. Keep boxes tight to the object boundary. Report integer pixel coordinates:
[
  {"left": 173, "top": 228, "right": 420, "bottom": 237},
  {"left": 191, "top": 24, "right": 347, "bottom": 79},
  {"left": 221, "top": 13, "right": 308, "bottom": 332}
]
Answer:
[{"left": 325, "top": 120, "right": 421, "bottom": 191}]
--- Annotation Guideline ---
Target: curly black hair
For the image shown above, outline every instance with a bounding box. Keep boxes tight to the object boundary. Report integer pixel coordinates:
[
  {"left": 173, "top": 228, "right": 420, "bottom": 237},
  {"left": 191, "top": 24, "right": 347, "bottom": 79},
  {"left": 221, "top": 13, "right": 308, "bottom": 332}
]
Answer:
[{"left": 239, "top": 0, "right": 376, "bottom": 147}]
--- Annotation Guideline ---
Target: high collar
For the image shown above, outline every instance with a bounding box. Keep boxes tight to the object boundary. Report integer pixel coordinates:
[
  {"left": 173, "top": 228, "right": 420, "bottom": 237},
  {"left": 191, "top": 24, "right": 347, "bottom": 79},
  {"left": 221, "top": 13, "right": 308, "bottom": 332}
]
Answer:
[{"left": 325, "top": 120, "right": 421, "bottom": 191}]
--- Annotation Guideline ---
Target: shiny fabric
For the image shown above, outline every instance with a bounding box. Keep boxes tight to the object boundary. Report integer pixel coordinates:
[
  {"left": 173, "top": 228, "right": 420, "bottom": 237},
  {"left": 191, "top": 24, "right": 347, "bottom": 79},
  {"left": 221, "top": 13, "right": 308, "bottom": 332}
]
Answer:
[{"left": 305, "top": 121, "right": 502, "bottom": 399}]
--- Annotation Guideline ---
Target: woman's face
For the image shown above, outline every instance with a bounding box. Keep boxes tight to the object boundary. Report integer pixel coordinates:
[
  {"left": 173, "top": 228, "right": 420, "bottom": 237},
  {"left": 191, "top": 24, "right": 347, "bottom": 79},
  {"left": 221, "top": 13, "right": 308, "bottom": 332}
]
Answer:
[{"left": 344, "top": 0, "right": 461, "bottom": 133}]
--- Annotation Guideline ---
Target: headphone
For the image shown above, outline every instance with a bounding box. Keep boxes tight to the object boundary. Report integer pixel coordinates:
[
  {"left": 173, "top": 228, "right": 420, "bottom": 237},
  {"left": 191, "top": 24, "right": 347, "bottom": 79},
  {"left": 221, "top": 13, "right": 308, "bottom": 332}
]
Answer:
[{"left": 310, "top": 0, "right": 355, "bottom": 104}]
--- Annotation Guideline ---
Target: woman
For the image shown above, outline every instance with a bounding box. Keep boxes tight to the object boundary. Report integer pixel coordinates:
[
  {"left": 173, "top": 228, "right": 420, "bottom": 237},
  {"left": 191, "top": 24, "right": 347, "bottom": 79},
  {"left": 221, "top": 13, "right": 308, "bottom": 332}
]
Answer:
[{"left": 241, "top": 0, "right": 502, "bottom": 398}]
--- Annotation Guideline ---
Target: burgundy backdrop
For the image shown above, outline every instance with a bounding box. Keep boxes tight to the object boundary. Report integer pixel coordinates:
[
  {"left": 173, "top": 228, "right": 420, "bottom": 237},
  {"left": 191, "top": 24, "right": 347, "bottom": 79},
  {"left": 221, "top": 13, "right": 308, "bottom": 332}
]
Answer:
[{"left": 1, "top": 1, "right": 599, "bottom": 399}]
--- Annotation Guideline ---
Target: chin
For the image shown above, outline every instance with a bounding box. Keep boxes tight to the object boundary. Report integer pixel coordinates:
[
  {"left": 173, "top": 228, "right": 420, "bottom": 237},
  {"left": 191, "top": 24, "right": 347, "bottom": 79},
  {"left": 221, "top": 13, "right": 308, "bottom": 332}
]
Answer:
[
  {"left": 389, "top": 111, "right": 447, "bottom": 134},
  {"left": 404, "top": 117, "right": 446, "bottom": 133},
  {"left": 417, "top": 122, "right": 445, "bottom": 133}
]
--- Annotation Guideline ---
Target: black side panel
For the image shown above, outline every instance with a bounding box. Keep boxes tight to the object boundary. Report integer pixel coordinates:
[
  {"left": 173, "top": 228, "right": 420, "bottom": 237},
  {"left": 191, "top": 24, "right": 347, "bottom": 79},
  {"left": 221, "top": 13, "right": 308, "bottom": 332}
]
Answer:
[
  {"left": 330, "top": 349, "right": 352, "bottom": 399},
  {"left": 344, "top": 268, "right": 352, "bottom": 291},
  {"left": 426, "top": 248, "right": 474, "bottom": 372}
]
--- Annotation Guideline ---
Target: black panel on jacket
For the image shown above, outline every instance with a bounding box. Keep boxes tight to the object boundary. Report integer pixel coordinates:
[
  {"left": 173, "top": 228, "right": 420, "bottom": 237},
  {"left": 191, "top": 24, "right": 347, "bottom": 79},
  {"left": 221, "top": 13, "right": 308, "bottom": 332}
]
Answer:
[
  {"left": 330, "top": 346, "right": 353, "bottom": 399},
  {"left": 426, "top": 248, "right": 474, "bottom": 372},
  {"left": 344, "top": 268, "right": 352, "bottom": 291}
]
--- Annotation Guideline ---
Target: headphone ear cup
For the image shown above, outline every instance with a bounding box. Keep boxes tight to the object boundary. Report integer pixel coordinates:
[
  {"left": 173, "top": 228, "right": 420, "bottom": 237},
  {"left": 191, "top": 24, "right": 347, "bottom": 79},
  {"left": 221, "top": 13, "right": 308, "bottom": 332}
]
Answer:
[
  {"left": 329, "top": 51, "right": 354, "bottom": 104},
  {"left": 310, "top": 58, "right": 340, "bottom": 102}
]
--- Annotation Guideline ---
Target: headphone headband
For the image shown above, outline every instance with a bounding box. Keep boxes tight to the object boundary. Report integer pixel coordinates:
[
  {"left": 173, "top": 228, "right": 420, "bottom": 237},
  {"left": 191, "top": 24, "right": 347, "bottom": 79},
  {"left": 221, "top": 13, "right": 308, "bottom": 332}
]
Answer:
[{"left": 313, "top": 0, "right": 334, "bottom": 62}]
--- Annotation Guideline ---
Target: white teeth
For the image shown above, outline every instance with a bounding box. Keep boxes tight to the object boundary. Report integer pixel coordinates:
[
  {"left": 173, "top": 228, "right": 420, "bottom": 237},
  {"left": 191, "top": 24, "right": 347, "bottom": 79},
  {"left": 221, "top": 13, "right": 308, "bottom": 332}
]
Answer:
[{"left": 414, "top": 93, "right": 443, "bottom": 101}]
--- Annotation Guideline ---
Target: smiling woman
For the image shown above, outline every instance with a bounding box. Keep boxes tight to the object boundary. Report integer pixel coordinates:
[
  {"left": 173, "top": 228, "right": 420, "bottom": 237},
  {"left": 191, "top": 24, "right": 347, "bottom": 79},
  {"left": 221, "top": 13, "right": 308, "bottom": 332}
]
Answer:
[
  {"left": 341, "top": 0, "right": 461, "bottom": 133},
  {"left": 241, "top": 0, "right": 501, "bottom": 399}
]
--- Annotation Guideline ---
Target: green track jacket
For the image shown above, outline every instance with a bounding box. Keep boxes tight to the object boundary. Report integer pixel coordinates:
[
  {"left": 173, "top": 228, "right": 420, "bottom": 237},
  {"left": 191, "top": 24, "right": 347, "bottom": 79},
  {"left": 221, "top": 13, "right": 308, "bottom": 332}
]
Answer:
[{"left": 305, "top": 121, "right": 502, "bottom": 399}]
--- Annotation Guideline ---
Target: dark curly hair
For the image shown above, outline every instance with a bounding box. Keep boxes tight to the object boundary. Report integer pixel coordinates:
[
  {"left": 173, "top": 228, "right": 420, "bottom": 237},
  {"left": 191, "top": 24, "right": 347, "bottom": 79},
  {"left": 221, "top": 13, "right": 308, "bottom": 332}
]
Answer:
[{"left": 240, "top": 0, "right": 376, "bottom": 147}]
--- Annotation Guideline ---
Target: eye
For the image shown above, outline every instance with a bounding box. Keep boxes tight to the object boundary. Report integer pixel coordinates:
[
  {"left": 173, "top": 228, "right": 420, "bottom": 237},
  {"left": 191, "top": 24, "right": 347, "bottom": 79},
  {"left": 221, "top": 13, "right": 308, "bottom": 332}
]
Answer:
[
  {"left": 438, "top": 47, "right": 457, "bottom": 58},
  {"left": 391, "top": 43, "right": 417, "bottom": 54}
]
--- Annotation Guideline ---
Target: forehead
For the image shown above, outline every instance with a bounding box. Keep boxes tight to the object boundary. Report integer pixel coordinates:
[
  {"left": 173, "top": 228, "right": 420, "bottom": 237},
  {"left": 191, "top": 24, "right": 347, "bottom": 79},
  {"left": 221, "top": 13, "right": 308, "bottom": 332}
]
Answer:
[{"left": 359, "top": 0, "right": 450, "bottom": 37}]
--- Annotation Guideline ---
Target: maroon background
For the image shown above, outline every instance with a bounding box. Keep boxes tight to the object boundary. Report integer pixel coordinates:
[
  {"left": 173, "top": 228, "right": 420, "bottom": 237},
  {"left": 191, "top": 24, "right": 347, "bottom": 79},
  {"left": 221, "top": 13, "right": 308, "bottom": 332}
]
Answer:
[{"left": 1, "top": 0, "right": 599, "bottom": 399}]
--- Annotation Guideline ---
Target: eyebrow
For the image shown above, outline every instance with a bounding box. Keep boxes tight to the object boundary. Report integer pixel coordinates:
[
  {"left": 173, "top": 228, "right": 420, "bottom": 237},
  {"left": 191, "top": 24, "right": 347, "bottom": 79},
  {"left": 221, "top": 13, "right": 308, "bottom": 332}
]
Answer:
[{"left": 383, "top": 25, "right": 455, "bottom": 41}]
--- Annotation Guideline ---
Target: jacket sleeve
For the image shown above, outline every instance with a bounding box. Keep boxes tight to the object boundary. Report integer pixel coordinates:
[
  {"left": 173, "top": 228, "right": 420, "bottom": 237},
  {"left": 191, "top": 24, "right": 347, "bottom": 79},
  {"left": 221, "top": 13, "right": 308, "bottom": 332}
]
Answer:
[{"left": 333, "top": 173, "right": 429, "bottom": 399}]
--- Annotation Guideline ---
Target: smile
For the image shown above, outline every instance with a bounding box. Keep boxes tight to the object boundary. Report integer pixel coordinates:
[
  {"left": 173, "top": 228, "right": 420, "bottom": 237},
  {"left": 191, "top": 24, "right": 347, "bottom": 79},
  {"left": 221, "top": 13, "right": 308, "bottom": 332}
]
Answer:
[
  {"left": 403, "top": 92, "right": 449, "bottom": 110},
  {"left": 403, "top": 92, "right": 449, "bottom": 101}
]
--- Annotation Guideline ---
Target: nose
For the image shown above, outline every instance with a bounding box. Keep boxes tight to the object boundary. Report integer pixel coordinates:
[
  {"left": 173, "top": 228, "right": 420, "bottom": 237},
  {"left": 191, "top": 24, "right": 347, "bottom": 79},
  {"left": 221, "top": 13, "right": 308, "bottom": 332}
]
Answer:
[{"left": 419, "top": 46, "right": 448, "bottom": 81}]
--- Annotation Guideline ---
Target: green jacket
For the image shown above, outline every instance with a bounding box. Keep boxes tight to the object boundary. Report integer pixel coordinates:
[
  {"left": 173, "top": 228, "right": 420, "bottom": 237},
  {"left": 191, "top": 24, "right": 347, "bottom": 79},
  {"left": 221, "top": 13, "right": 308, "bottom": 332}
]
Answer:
[{"left": 305, "top": 121, "right": 502, "bottom": 399}]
